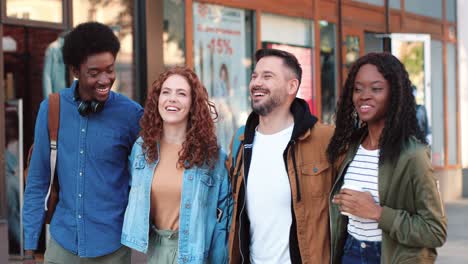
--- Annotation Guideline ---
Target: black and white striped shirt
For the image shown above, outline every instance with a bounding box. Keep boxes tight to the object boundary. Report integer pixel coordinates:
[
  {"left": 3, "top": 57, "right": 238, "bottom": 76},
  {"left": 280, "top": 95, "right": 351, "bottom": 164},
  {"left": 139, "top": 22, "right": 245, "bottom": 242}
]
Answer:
[{"left": 344, "top": 145, "right": 382, "bottom": 242}]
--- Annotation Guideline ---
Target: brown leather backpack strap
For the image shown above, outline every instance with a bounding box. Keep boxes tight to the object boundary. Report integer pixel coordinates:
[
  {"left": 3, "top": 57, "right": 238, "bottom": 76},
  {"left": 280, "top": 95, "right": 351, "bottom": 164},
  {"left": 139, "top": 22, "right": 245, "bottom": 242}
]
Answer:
[
  {"left": 48, "top": 93, "right": 60, "bottom": 143},
  {"left": 44, "top": 93, "right": 60, "bottom": 213}
]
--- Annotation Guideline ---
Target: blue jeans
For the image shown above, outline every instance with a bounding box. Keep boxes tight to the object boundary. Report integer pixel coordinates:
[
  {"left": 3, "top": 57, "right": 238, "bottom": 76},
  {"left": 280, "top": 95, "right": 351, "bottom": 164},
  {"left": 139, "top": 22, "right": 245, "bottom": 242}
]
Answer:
[{"left": 342, "top": 235, "right": 381, "bottom": 264}]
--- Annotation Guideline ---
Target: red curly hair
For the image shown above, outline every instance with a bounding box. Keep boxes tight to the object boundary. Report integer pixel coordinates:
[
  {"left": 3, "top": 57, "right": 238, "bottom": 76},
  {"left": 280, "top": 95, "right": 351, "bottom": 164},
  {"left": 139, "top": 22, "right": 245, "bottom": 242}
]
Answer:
[{"left": 140, "top": 66, "right": 219, "bottom": 169}]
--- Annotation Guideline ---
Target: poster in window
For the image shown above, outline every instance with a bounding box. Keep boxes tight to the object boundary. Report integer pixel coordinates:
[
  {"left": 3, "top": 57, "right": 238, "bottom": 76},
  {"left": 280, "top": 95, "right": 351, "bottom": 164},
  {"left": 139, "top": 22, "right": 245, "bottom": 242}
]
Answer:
[{"left": 193, "top": 2, "right": 248, "bottom": 151}]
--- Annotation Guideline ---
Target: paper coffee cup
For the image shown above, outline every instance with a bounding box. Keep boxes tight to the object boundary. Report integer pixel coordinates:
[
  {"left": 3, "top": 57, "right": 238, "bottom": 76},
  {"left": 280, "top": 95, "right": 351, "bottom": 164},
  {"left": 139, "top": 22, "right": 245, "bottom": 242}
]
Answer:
[{"left": 340, "top": 182, "right": 363, "bottom": 217}]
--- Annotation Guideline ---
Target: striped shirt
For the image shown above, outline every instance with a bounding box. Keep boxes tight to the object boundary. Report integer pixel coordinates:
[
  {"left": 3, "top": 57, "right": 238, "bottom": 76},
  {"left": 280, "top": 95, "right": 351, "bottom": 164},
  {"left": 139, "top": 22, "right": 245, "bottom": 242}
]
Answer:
[{"left": 344, "top": 145, "right": 382, "bottom": 242}]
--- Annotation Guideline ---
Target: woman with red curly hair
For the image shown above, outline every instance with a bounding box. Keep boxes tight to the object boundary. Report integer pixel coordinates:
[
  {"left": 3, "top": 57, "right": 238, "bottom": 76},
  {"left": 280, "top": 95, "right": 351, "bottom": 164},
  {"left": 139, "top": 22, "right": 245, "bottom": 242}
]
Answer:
[{"left": 121, "top": 66, "right": 230, "bottom": 264}]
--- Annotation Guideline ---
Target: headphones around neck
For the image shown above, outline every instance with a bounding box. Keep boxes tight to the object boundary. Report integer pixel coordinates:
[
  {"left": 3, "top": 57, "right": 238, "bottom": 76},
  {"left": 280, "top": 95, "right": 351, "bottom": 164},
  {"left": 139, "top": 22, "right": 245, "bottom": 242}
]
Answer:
[{"left": 75, "top": 87, "right": 105, "bottom": 116}]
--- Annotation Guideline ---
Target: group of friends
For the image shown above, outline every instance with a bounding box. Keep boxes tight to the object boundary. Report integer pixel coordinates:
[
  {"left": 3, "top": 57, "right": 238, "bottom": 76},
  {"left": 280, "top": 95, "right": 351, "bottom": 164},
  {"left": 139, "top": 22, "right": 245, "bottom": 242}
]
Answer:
[{"left": 22, "top": 21, "right": 447, "bottom": 264}]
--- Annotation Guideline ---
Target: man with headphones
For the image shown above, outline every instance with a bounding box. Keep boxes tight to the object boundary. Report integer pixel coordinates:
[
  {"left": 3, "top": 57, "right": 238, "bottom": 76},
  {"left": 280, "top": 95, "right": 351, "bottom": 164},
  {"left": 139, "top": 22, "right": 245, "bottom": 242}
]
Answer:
[{"left": 23, "top": 22, "right": 143, "bottom": 263}]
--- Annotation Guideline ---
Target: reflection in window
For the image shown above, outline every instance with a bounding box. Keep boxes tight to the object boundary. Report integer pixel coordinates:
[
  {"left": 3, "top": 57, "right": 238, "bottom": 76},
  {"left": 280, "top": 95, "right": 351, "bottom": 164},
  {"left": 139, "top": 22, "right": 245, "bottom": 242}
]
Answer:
[
  {"left": 431, "top": 40, "right": 444, "bottom": 166},
  {"left": 448, "top": 26, "right": 456, "bottom": 41},
  {"left": 345, "top": 36, "right": 360, "bottom": 68},
  {"left": 446, "top": 0, "right": 457, "bottom": 23},
  {"left": 6, "top": 0, "right": 63, "bottom": 23},
  {"left": 73, "top": 0, "right": 135, "bottom": 100},
  {"left": 389, "top": 0, "right": 400, "bottom": 9},
  {"left": 406, "top": 0, "right": 442, "bottom": 20},
  {"left": 395, "top": 41, "right": 425, "bottom": 105},
  {"left": 164, "top": 0, "right": 186, "bottom": 67},
  {"left": 261, "top": 13, "right": 313, "bottom": 47},
  {"left": 319, "top": 21, "right": 337, "bottom": 124},
  {"left": 192, "top": 3, "right": 254, "bottom": 151},
  {"left": 392, "top": 36, "right": 433, "bottom": 148},
  {"left": 447, "top": 43, "right": 458, "bottom": 164},
  {"left": 352, "top": 0, "right": 384, "bottom": 6},
  {"left": 364, "top": 32, "right": 383, "bottom": 54}
]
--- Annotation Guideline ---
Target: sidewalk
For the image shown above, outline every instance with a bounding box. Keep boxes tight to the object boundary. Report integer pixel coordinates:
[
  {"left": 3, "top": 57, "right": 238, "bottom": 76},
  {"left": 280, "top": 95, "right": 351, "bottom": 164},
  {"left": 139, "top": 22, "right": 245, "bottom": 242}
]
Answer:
[{"left": 437, "top": 199, "right": 468, "bottom": 263}]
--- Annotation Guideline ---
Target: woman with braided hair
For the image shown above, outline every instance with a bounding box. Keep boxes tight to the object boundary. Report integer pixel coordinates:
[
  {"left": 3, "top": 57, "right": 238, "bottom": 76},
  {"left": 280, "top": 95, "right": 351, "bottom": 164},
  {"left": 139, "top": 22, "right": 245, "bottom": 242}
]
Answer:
[{"left": 328, "top": 52, "right": 447, "bottom": 263}]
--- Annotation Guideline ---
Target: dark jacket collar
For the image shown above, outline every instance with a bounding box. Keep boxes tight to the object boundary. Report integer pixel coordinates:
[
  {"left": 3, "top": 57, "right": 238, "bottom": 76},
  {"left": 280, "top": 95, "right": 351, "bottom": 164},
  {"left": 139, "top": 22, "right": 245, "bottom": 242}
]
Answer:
[{"left": 243, "top": 98, "right": 318, "bottom": 144}]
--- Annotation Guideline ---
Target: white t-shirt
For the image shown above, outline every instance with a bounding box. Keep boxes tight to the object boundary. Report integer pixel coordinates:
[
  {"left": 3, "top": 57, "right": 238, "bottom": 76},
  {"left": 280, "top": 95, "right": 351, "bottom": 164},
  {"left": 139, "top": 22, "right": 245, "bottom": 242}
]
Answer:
[
  {"left": 344, "top": 145, "right": 382, "bottom": 242},
  {"left": 246, "top": 124, "right": 294, "bottom": 264}
]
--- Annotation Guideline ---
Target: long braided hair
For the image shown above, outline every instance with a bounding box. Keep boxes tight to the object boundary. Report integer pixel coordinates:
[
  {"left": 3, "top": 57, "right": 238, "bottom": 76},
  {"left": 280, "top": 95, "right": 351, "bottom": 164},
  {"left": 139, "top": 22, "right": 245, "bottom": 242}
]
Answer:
[{"left": 327, "top": 52, "right": 427, "bottom": 166}]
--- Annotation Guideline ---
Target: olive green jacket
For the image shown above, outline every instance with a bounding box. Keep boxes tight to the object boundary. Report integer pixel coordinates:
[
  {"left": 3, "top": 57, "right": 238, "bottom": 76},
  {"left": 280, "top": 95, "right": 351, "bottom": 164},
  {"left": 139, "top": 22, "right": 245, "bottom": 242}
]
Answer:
[{"left": 330, "top": 134, "right": 447, "bottom": 264}]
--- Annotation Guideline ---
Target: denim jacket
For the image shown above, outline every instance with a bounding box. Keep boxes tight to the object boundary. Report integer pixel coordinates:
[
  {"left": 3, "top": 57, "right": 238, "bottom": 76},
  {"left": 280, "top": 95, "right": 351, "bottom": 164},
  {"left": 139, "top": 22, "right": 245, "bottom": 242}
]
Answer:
[{"left": 121, "top": 138, "right": 230, "bottom": 264}]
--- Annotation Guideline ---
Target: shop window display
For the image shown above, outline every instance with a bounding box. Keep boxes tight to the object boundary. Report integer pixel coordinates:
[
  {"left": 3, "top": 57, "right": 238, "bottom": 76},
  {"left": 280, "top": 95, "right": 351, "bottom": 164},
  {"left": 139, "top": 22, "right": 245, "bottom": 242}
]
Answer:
[
  {"left": 193, "top": 2, "right": 254, "bottom": 151},
  {"left": 319, "top": 21, "right": 338, "bottom": 124}
]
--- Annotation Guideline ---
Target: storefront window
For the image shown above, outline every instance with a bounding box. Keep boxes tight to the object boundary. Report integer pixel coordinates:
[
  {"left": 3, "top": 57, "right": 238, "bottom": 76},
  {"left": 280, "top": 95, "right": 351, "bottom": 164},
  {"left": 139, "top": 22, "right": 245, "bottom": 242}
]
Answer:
[
  {"left": 389, "top": 0, "right": 400, "bottom": 9},
  {"left": 5, "top": 100, "right": 24, "bottom": 255},
  {"left": 446, "top": 0, "right": 457, "bottom": 23},
  {"left": 73, "top": 0, "right": 136, "bottom": 100},
  {"left": 6, "top": 0, "right": 63, "bottom": 23},
  {"left": 353, "top": 0, "right": 384, "bottom": 6},
  {"left": 319, "top": 21, "right": 337, "bottom": 124},
  {"left": 431, "top": 40, "right": 444, "bottom": 166},
  {"left": 193, "top": 2, "right": 254, "bottom": 151},
  {"left": 364, "top": 32, "right": 383, "bottom": 54},
  {"left": 391, "top": 34, "right": 433, "bottom": 152},
  {"left": 164, "top": 0, "right": 186, "bottom": 67},
  {"left": 447, "top": 43, "right": 458, "bottom": 165},
  {"left": 345, "top": 36, "right": 360, "bottom": 68},
  {"left": 261, "top": 13, "right": 315, "bottom": 114},
  {"left": 395, "top": 42, "right": 425, "bottom": 104},
  {"left": 406, "top": 0, "right": 442, "bottom": 20}
]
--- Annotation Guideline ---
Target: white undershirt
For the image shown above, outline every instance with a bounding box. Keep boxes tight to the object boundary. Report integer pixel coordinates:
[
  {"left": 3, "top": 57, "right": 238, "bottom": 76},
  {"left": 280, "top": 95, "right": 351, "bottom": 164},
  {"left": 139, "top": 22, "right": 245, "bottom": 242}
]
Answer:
[
  {"left": 344, "top": 145, "right": 382, "bottom": 242},
  {"left": 246, "top": 124, "right": 294, "bottom": 264}
]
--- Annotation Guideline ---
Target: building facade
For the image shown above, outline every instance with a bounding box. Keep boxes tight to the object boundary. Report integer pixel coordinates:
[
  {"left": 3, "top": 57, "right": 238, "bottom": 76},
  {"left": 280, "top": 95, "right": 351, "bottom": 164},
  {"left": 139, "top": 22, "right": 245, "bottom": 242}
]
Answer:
[{"left": 0, "top": 0, "right": 465, "bottom": 261}]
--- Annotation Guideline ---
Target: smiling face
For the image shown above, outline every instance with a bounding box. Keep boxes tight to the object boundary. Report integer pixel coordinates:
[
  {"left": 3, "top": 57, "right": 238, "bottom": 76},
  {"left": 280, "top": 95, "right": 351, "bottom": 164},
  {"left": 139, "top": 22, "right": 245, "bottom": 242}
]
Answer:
[
  {"left": 352, "top": 63, "right": 390, "bottom": 128},
  {"left": 249, "top": 56, "right": 296, "bottom": 116},
  {"left": 158, "top": 74, "right": 192, "bottom": 127},
  {"left": 73, "top": 52, "right": 116, "bottom": 102}
]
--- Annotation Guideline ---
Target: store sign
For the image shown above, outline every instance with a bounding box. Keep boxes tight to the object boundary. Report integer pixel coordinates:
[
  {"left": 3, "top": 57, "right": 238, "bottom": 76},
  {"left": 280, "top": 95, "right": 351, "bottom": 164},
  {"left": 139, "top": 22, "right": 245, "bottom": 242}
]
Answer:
[{"left": 193, "top": 2, "right": 248, "bottom": 151}]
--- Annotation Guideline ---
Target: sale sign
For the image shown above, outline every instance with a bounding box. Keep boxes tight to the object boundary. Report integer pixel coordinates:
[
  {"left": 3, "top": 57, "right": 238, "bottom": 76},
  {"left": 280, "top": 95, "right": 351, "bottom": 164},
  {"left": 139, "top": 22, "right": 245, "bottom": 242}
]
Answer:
[{"left": 193, "top": 2, "right": 249, "bottom": 151}]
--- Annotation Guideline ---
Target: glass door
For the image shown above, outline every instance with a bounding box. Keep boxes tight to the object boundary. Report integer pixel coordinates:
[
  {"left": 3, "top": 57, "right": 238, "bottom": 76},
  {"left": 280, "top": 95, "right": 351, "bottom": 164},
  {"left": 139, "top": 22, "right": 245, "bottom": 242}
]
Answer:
[{"left": 389, "top": 34, "right": 432, "bottom": 144}]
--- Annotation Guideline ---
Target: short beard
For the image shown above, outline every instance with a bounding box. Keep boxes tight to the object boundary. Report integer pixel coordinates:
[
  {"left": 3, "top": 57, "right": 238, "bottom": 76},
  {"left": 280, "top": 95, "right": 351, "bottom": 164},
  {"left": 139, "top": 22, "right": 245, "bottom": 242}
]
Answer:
[{"left": 251, "top": 96, "right": 281, "bottom": 116}]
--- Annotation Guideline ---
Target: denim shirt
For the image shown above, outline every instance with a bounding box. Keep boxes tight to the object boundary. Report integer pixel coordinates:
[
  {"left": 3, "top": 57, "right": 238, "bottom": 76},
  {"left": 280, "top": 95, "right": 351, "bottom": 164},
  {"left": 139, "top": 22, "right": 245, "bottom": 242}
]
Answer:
[
  {"left": 121, "top": 138, "right": 230, "bottom": 264},
  {"left": 23, "top": 81, "right": 143, "bottom": 257}
]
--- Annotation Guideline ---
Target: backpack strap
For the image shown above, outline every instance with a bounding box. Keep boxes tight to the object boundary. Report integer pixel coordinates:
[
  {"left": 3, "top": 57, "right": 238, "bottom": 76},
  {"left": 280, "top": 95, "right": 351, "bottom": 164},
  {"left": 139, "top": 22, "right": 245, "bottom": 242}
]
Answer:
[
  {"left": 231, "top": 125, "right": 245, "bottom": 166},
  {"left": 229, "top": 126, "right": 245, "bottom": 194},
  {"left": 44, "top": 93, "right": 60, "bottom": 211}
]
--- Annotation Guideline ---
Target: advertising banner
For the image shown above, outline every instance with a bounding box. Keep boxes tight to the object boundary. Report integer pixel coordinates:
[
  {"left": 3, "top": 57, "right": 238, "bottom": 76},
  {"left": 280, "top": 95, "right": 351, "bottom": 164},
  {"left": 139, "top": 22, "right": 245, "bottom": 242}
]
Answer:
[{"left": 193, "top": 2, "right": 248, "bottom": 151}]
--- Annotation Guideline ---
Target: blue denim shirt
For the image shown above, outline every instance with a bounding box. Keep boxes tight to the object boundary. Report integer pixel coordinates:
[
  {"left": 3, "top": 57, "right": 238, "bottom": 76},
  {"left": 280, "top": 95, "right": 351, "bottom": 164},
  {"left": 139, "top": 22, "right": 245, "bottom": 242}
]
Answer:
[
  {"left": 23, "top": 81, "right": 143, "bottom": 257},
  {"left": 121, "top": 138, "right": 231, "bottom": 264}
]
